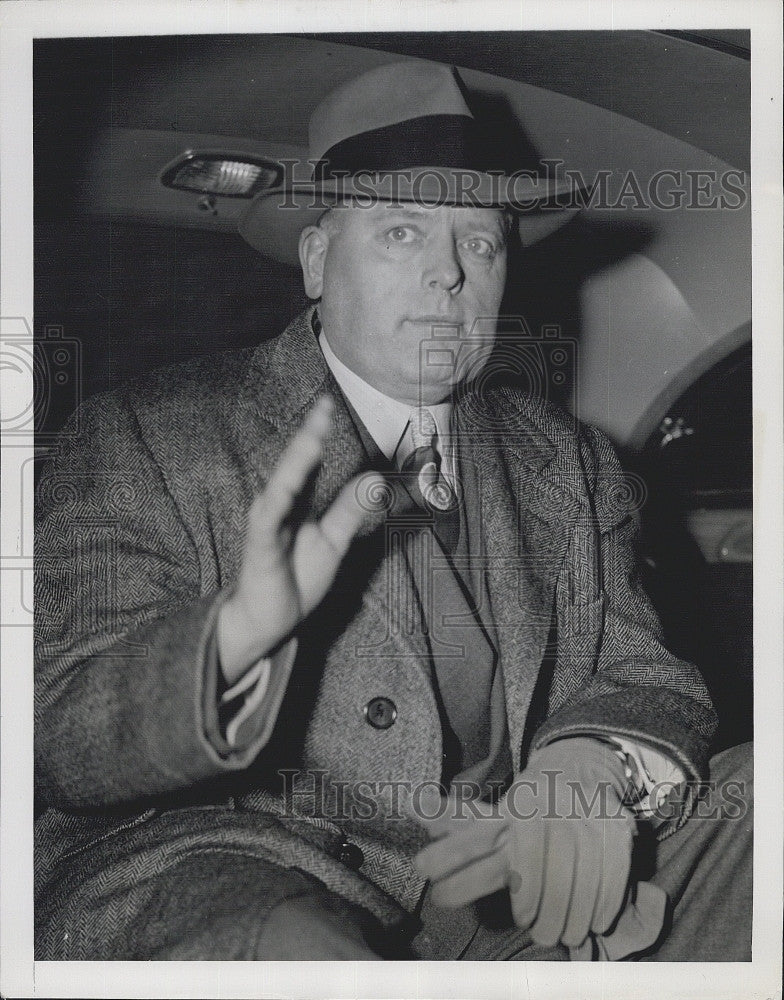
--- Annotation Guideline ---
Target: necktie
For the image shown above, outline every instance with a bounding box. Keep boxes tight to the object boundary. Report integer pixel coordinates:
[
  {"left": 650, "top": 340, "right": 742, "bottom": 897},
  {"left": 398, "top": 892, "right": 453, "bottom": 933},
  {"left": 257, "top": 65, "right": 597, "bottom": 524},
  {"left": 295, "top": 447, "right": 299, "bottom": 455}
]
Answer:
[
  {"left": 398, "top": 408, "right": 460, "bottom": 552},
  {"left": 398, "top": 409, "right": 501, "bottom": 777}
]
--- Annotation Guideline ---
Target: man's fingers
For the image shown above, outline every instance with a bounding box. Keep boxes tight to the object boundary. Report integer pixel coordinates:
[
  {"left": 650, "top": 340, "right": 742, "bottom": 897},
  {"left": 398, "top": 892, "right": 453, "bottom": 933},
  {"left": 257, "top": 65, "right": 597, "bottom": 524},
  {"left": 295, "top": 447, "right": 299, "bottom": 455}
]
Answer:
[
  {"left": 254, "top": 396, "right": 334, "bottom": 531},
  {"left": 529, "top": 820, "right": 576, "bottom": 947},
  {"left": 413, "top": 815, "right": 506, "bottom": 881},
  {"left": 590, "top": 817, "right": 634, "bottom": 934},
  {"left": 429, "top": 852, "right": 508, "bottom": 910},
  {"left": 318, "top": 473, "right": 384, "bottom": 557},
  {"left": 561, "top": 825, "right": 603, "bottom": 948},
  {"left": 508, "top": 813, "right": 546, "bottom": 930}
]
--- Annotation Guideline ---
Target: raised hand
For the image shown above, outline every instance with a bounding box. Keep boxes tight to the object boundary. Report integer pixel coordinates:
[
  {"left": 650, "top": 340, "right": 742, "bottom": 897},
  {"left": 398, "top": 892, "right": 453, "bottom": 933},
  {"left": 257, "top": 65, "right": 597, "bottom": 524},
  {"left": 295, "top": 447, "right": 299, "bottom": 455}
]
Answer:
[
  {"left": 411, "top": 738, "right": 637, "bottom": 950},
  {"left": 217, "top": 394, "right": 382, "bottom": 684}
]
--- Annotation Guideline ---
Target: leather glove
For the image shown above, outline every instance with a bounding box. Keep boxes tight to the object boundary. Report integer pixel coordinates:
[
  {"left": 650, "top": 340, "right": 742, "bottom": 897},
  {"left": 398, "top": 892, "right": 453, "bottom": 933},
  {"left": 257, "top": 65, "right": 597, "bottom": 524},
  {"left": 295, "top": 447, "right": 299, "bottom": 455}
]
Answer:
[{"left": 412, "top": 737, "right": 638, "bottom": 950}]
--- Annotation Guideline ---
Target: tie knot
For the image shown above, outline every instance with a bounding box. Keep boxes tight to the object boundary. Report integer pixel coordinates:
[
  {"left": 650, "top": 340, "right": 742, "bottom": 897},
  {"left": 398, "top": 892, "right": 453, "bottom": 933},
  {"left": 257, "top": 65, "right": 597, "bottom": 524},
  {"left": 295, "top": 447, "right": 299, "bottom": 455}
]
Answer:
[
  {"left": 398, "top": 408, "right": 458, "bottom": 518},
  {"left": 409, "top": 407, "right": 438, "bottom": 451}
]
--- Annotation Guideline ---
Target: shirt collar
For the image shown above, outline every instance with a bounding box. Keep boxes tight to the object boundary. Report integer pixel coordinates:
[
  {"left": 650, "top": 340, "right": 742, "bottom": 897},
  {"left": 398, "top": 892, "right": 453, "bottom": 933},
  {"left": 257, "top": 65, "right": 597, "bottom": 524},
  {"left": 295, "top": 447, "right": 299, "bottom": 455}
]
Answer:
[{"left": 318, "top": 327, "right": 453, "bottom": 464}]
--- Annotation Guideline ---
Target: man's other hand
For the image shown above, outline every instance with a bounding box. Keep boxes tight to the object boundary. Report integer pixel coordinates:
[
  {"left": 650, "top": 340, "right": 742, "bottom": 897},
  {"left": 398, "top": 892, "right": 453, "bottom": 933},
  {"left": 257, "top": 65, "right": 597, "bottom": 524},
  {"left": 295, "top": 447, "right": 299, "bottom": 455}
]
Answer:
[
  {"left": 217, "top": 394, "right": 382, "bottom": 684},
  {"left": 411, "top": 738, "right": 637, "bottom": 950}
]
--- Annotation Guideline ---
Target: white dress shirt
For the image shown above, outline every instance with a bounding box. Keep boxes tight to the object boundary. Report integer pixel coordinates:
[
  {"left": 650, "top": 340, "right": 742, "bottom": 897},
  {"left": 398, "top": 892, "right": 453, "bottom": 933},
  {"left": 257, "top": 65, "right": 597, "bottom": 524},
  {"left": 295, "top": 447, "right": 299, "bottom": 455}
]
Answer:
[{"left": 318, "top": 329, "right": 454, "bottom": 474}]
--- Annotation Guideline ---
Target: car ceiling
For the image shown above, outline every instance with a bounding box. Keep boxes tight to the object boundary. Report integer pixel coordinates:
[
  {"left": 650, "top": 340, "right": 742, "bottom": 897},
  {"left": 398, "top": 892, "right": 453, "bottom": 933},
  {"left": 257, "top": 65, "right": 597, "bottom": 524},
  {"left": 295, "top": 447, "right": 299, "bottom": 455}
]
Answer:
[
  {"left": 49, "top": 31, "right": 749, "bottom": 167},
  {"left": 34, "top": 30, "right": 750, "bottom": 449}
]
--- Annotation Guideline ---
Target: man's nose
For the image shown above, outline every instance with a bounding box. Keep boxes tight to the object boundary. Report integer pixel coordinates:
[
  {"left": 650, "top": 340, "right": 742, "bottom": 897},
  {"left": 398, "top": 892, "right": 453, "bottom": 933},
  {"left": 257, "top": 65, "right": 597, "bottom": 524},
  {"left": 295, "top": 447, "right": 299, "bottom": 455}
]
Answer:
[{"left": 424, "top": 237, "right": 464, "bottom": 293}]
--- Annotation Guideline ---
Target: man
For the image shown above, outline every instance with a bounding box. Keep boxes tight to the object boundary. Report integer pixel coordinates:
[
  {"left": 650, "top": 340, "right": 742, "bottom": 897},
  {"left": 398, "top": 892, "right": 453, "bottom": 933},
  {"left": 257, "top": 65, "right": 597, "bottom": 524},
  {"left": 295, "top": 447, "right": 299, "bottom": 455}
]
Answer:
[{"left": 35, "top": 61, "right": 751, "bottom": 961}]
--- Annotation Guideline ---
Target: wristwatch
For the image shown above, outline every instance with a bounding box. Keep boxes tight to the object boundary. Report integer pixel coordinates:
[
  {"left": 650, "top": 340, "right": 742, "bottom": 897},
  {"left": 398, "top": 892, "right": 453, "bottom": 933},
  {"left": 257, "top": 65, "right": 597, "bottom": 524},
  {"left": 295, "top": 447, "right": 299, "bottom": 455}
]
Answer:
[{"left": 594, "top": 736, "right": 679, "bottom": 818}]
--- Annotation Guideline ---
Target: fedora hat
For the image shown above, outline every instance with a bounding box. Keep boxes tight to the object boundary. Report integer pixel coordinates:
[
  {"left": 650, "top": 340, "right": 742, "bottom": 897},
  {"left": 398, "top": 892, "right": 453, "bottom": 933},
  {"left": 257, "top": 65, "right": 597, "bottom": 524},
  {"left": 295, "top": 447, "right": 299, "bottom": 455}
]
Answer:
[{"left": 239, "top": 60, "right": 579, "bottom": 264}]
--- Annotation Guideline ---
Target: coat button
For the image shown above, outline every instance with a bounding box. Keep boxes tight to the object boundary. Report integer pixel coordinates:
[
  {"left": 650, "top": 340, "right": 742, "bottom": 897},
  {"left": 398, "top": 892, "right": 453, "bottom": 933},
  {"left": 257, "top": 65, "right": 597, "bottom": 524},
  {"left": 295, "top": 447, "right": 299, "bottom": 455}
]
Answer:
[
  {"left": 338, "top": 841, "right": 364, "bottom": 870},
  {"left": 364, "top": 697, "right": 397, "bottom": 730}
]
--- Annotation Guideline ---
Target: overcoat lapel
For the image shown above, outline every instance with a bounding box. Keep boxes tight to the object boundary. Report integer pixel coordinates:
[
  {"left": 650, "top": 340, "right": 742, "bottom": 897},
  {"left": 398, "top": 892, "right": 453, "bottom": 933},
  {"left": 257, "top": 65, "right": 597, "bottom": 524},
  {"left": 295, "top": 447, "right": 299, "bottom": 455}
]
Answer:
[
  {"left": 233, "top": 307, "right": 431, "bottom": 668},
  {"left": 459, "top": 389, "right": 582, "bottom": 760},
  {"left": 233, "top": 313, "right": 586, "bottom": 760}
]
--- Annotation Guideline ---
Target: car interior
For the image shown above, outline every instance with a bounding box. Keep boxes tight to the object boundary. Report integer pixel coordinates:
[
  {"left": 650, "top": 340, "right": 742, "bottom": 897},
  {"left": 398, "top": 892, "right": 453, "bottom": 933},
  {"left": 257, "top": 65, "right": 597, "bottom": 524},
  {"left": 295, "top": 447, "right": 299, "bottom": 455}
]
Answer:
[{"left": 33, "top": 29, "right": 752, "bottom": 751}]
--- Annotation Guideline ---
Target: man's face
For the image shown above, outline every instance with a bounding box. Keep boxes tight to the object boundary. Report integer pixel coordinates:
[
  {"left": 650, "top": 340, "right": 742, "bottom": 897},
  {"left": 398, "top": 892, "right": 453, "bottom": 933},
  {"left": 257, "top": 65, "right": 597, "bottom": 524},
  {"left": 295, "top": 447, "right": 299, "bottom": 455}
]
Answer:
[{"left": 300, "top": 202, "right": 509, "bottom": 405}]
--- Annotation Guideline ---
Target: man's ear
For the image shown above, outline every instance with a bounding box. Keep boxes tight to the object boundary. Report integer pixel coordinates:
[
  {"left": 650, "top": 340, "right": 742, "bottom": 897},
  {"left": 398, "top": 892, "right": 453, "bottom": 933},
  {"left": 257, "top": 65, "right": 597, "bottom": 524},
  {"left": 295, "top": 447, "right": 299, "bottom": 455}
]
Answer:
[{"left": 298, "top": 225, "right": 328, "bottom": 299}]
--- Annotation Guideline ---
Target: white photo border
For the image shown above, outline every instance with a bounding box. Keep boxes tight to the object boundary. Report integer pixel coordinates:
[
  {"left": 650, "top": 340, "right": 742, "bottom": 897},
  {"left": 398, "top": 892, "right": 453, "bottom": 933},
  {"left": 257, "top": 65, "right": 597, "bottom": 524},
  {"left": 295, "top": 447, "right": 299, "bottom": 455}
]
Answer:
[{"left": 1, "top": 1, "right": 781, "bottom": 998}]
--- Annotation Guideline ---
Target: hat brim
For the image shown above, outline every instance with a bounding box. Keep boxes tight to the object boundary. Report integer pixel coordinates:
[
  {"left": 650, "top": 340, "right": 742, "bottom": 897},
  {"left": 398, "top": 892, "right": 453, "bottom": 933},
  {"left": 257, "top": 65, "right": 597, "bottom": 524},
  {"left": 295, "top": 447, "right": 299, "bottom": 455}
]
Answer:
[{"left": 238, "top": 170, "right": 580, "bottom": 265}]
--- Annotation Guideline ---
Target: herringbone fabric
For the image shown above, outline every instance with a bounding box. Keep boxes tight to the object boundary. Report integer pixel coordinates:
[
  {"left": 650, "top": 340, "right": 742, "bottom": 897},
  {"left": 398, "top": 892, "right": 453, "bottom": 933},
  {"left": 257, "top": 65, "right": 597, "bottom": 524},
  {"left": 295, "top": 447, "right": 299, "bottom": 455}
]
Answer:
[{"left": 34, "top": 305, "right": 718, "bottom": 958}]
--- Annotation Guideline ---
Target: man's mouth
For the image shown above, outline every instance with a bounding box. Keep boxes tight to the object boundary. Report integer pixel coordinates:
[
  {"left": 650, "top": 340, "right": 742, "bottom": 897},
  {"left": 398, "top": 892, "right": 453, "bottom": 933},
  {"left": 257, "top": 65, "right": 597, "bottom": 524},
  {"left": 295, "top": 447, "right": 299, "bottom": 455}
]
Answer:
[{"left": 408, "top": 316, "right": 463, "bottom": 327}]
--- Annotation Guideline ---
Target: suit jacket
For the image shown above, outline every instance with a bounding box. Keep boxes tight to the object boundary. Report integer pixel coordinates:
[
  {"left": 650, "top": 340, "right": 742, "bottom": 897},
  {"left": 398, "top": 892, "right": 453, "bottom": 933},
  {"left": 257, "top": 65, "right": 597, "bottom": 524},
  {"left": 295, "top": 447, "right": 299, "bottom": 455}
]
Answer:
[{"left": 34, "top": 306, "right": 717, "bottom": 939}]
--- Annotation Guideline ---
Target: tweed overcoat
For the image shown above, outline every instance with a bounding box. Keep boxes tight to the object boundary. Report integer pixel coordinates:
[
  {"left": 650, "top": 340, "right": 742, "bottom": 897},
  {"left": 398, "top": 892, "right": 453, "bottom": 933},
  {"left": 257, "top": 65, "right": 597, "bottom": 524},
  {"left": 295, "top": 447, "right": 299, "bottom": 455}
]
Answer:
[{"left": 34, "top": 307, "right": 717, "bottom": 957}]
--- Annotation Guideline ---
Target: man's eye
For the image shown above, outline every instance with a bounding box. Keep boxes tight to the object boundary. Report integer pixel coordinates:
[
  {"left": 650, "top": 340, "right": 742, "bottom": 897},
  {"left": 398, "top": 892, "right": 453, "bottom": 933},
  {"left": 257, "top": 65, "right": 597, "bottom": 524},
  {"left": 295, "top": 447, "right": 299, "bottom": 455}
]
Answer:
[
  {"left": 461, "top": 237, "right": 495, "bottom": 258},
  {"left": 385, "top": 226, "right": 416, "bottom": 243}
]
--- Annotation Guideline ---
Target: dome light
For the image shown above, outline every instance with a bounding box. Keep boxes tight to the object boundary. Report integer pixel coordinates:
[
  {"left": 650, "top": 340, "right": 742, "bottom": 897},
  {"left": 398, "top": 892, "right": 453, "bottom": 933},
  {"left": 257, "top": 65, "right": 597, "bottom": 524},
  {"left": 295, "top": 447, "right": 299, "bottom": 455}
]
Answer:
[{"left": 161, "top": 152, "right": 283, "bottom": 198}]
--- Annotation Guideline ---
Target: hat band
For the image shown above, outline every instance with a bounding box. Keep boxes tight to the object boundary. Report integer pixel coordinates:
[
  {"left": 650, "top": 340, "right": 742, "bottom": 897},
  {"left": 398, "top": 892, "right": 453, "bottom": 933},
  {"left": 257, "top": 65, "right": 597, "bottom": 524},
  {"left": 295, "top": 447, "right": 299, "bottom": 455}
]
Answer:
[{"left": 312, "top": 113, "right": 492, "bottom": 181}]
